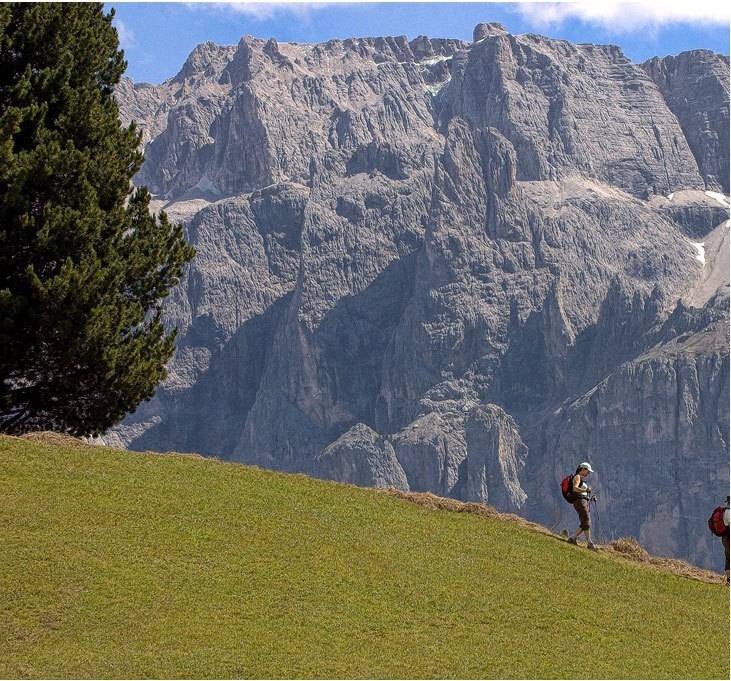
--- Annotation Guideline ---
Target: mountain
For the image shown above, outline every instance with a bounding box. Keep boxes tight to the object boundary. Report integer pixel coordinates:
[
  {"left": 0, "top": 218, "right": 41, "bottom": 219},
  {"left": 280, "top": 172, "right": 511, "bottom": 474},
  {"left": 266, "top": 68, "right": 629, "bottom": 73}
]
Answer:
[
  {"left": 2, "top": 434, "right": 728, "bottom": 678},
  {"left": 110, "top": 24, "right": 730, "bottom": 569}
]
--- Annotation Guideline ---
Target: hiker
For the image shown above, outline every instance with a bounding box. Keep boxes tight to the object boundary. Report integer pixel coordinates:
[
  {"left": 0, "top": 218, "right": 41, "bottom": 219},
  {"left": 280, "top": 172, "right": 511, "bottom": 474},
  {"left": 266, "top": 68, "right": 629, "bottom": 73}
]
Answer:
[
  {"left": 565, "top": 462, "right": 597, "bottom": 551},
  {"left": 708, "top": 495, "right": 730, "bottom": 585},
  {"left": 725, "top": 499, "right": 730, "bottom": 585}
]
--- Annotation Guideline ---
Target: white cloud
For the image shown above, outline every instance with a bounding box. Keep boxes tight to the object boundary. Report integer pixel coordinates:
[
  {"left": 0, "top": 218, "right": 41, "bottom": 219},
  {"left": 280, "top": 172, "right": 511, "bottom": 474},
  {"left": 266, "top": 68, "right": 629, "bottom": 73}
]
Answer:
[
  {"left": 188, "top": 2, "right": 326, "bottom": 23},
  {"left": 114, "top": 18, "right": 136, "bottom": 50},
  {"left": 515, "top": 1, "right": 730, "bottom": 33}
]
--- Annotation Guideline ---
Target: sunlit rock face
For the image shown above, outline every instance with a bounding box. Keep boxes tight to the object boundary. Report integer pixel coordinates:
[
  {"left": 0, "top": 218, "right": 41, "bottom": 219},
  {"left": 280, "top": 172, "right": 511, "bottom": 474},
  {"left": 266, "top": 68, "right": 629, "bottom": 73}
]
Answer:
[
  {"left": 112, "top": 26, "right": 730, "bottom": 569},
  {"left": 642, "top": 50, "right": 730, "bottom": 194}
]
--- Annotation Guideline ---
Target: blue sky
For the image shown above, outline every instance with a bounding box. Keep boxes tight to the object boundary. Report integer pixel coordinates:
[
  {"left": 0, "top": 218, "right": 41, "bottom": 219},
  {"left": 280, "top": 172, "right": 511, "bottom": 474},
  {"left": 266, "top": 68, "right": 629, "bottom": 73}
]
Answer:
[{"left": 108, "top": 2, "right": 730, "bottom": 84}]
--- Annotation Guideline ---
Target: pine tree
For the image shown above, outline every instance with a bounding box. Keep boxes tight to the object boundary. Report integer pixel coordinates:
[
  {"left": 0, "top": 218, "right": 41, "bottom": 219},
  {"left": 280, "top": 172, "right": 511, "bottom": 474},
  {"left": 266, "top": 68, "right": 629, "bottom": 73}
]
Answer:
[{"left": 0, "top": 4, "right": 195, "bottom": 435}]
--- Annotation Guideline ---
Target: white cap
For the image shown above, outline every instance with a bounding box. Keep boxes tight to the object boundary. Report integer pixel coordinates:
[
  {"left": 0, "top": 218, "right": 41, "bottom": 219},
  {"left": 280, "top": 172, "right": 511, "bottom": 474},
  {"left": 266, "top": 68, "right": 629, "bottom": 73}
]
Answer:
[{"left": 578, "top": 462, "right": 594, "bottom": 473}]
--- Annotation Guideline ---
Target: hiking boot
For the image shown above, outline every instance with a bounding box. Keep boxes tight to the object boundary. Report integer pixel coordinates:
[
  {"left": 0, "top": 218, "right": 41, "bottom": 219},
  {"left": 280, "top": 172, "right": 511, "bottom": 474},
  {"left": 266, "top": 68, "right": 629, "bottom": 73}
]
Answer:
[
  {"left": 587, "top": 542, "right": 598, "bottom": 551},
  {"left": 567, "top": 537, "right": 577, "bottom": 545}
]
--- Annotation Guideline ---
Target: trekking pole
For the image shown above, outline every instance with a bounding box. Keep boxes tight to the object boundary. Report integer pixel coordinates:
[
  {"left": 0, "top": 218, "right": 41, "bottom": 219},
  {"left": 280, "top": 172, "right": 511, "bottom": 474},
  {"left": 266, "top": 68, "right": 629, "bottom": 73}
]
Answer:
[
  {"left": 549, "top": 499, "right": 564, "bottom": 534},
  {"left": 591, "top": 495, "right": 601, "bottom": 544}
]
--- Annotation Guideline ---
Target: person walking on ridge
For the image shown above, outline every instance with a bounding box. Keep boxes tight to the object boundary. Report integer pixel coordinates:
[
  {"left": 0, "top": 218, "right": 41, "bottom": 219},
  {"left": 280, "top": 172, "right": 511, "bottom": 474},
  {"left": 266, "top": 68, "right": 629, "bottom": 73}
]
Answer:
[
  {"left": 708, "top": 495, "right": 729, "bottom": 585},
  {"left": 724, "top": 499, "right": 730, "bottom": 586},
  {"left": 566, "top": 462, "right": 597, "bottom": 550}
]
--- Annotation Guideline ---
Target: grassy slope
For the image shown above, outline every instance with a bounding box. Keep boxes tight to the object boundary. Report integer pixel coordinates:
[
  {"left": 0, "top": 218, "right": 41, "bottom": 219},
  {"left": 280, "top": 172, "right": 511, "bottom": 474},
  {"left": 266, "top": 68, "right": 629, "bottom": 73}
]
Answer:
[{"left": 1, "top": 436, "right": 728, "bottom": 679}]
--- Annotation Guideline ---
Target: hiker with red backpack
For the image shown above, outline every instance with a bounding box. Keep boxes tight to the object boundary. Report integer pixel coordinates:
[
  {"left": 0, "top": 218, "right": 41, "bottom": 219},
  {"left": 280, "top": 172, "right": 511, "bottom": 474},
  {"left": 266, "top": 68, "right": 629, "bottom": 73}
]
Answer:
[
  {"left": 708, "top": 496, "right": 730, "bottom": 585},
  {"left": 561, "top": 462, "right": 598, "bottom": 551}
]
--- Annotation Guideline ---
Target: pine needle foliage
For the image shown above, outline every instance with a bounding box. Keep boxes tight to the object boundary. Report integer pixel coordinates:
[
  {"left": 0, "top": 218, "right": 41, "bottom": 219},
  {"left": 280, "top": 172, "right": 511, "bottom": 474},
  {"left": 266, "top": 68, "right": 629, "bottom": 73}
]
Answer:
[{"left": 0, "top": 4, "right": 194, "bottom": 435}]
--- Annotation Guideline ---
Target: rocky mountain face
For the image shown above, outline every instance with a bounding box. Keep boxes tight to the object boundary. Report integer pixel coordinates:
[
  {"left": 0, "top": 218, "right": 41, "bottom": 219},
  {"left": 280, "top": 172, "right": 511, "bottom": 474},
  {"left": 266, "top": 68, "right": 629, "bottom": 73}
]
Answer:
[
  {"left": 643, "top": 50, "right": 730, "bottom": 194},
  {"left": 111, "top": 24, "right": 730, "bottom": 569}
]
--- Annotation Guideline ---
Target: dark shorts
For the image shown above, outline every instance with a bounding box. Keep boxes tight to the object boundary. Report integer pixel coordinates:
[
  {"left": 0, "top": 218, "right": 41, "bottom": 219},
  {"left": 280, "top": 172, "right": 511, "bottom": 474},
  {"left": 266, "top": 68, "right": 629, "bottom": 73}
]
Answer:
[
  {"left": 722, "top": 533, "right": 729, "bottom": 572},
  {"left": 573, "top": 498, "right": 591, "bottom": 530}
]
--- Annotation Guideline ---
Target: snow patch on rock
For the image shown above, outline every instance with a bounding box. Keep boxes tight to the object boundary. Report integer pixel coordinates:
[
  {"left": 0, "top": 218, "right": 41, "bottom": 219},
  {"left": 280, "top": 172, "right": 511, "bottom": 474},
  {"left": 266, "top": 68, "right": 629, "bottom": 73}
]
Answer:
[
  {"left": 421, "top": 55, "right": 451, "bottom": 66},
  {"left": 689, "top": 240, "right": 706, "bottom": 265},
  {"left": 704, "top": 190, "right": 729, "bottom": 208}
]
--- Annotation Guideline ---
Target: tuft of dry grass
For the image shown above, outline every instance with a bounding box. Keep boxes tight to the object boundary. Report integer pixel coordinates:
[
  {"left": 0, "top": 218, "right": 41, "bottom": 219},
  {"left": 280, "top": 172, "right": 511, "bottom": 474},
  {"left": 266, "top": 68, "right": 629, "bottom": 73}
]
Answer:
[
  {"left": 18, "top": 430, "right": 215, "bottom": 461},
  {"left": 642, "top": 554, "right": 725, "bottom": 583},
  {"left": 20, "top": 431, "right": 95, "bottom": 448},
  {"left": 381, "top": 488, "right": 554, "bottom": 534},
  {"left": 609, "top": 537, "right": 651, "bottom": 561}
]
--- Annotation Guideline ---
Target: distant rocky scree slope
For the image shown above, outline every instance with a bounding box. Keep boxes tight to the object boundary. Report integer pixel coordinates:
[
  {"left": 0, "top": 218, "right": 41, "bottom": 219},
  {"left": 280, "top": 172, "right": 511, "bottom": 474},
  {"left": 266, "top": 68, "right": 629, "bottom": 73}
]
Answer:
[{"left": 112, "top": 24, "right": 730, "bottom": 568}]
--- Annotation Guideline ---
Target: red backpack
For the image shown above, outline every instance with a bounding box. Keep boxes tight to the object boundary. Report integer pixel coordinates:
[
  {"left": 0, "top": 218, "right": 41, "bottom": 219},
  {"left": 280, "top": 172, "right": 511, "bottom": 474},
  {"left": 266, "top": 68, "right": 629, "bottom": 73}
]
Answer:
[
  {"left": 708, "top": 506, "right": 728, "bottom": 536},
  {"left": 561, "top": 474, "right": 576, "bottom": 503}
]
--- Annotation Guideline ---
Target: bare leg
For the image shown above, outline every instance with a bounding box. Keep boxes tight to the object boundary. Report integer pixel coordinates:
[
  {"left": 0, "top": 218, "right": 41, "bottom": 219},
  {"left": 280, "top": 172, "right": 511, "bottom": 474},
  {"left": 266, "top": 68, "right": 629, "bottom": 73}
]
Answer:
[{"left": 574, "top": 528, "right": 592, "bottom": 542}]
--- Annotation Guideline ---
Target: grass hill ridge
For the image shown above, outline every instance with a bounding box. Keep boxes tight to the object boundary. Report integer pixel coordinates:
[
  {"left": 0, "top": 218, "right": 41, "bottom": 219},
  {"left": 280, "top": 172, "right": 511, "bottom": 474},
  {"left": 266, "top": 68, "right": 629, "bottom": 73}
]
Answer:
[{"left": 2, "top": 434, "right": 729, "bottom": 679}]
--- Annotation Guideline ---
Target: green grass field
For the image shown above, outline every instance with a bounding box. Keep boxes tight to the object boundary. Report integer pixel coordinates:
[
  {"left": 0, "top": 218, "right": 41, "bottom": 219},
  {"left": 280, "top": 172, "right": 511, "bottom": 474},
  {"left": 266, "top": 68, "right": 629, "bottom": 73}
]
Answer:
[{"left": 1, "top": 435, "right": 729, "bottom": 679}]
